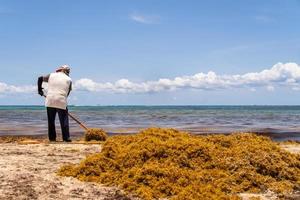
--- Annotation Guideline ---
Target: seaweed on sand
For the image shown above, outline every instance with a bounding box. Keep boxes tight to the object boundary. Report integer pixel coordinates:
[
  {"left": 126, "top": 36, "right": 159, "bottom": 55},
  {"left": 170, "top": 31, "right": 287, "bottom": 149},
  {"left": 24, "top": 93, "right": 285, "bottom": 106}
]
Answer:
[
  {"left": 84, "top": 128, "right": 108, "bottom": 142},
  {"left": 58, "top": 128, "right": 300, "bottom": 200}
]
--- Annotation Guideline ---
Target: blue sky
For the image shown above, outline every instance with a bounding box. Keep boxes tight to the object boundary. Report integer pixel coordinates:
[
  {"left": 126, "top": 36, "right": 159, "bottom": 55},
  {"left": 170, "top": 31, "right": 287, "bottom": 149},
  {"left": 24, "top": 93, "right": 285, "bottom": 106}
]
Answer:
[{"left": 0, "top": 0, "right": 300, "bottom": 105}]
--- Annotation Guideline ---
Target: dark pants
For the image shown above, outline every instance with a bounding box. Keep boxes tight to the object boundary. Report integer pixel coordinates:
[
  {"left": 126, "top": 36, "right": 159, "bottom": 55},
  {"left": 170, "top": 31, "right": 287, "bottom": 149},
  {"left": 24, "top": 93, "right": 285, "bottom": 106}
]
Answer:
[{"left": 46, "top": 107, "right": 70, "bottom": 141}]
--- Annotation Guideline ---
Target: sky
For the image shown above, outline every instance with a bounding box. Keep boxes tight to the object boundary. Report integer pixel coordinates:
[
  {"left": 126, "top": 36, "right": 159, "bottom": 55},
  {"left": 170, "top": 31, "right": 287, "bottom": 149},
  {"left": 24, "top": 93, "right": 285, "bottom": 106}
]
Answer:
[{"left": 0, "top": 0, "right": 300, "bottom": 105}]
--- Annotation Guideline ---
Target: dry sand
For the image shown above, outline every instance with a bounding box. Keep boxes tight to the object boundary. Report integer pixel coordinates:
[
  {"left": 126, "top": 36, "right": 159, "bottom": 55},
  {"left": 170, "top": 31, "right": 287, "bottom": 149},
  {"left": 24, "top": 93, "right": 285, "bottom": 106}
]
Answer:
[
  {"left": 0, "top": 142, "right": 135, "bottom": 200},
  {"left": 280, "top": 144, "right": 300, "bottom": 154},
  {"left": 0, "top": 139, "right": 299, "bottom": 200}
]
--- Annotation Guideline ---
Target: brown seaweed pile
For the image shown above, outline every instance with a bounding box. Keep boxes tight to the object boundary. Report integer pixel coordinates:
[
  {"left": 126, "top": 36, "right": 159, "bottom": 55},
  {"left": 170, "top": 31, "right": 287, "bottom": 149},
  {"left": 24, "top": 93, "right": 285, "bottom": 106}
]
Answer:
[
  {"left": 84, "top": 128, "right": 108, "bottom": 142},
  {"left": 58, "top": 128, "right": 300, "bottom": 200}
]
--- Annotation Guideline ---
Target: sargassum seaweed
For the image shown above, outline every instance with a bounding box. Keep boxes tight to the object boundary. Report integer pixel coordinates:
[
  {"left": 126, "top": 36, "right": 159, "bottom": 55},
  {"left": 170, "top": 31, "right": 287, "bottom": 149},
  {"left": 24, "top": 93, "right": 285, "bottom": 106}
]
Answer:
[{"left": 58, "top": 128, "right": 300, "bottom": 200}]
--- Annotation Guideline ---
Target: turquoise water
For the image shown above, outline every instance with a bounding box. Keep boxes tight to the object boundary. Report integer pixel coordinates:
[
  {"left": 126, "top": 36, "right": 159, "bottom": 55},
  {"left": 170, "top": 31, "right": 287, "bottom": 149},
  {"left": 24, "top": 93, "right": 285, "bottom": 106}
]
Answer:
[{"left": 0, "top": 105, "right": 299, "bottom": 140}]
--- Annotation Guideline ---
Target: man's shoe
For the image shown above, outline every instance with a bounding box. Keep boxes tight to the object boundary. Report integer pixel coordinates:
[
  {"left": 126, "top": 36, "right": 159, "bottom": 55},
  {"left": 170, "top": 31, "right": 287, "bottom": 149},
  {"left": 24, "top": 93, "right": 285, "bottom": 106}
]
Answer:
[
  {"left": 63, "top": 139, "right": 72, "bottom": 142},
  {"left": 49, "top": 139, "right": 56, "bottom": 142}
]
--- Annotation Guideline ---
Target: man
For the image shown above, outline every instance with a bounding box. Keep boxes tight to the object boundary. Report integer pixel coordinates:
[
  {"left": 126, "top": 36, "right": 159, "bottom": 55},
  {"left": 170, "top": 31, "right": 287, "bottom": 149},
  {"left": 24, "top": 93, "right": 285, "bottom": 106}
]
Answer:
[{"left": 37, "top": 65, "right": 72, "bottom": 142}]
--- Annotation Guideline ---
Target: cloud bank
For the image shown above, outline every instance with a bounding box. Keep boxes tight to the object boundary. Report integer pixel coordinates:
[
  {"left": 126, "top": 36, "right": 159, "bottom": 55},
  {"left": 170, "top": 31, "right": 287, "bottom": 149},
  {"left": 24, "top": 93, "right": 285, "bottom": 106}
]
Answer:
[
  {"left": 1, "top": 63, "right": 300, "bottom": 95},
  {"left": 74, "top": 63, "right": 300, "bottom": 93},
  {"left": 0, "top": 82, "right": 35, "bottom": 94}
]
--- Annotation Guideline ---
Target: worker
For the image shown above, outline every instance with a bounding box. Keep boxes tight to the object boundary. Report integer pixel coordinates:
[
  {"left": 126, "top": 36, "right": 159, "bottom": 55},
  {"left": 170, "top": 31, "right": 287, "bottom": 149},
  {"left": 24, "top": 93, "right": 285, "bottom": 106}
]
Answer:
[{"left": 37, "top": 65, "right": 72, "bottom": 142}]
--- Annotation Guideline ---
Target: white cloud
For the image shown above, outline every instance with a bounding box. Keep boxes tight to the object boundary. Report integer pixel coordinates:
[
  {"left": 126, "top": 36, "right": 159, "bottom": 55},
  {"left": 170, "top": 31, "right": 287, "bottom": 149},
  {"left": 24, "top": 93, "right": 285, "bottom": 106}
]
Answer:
[
  {"left": 2, "top": 63, "right": 300, "bottom": 95},
  {"left": 74, "top": 63, "right": 300, "bottom": 94},
  {"left": 0, "top": 82, "right": 35, "bottom": 94},
  {"left": 129, "top": 13, "right": 160, "bottom": 24}
]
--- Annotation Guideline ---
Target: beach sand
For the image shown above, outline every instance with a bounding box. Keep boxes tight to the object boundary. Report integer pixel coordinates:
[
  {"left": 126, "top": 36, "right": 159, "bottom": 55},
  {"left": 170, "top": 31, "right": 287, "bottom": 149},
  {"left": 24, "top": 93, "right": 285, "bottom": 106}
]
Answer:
[
  {"left": 0, "top": 137, "right": 299, "bottom": 200},
  {"left": 0, "top": 140, "right": 135, "bottom": 200},
  {"left": 280, "top": 144, "right": 300, "bottom": 154}
]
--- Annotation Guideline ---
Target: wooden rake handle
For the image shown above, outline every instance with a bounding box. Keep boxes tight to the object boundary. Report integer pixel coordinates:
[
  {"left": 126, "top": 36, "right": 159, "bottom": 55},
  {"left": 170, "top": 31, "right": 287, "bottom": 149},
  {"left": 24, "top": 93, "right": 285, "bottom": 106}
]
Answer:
[{"left": 68, "top": 112, "right": 88, "bottom": 130}]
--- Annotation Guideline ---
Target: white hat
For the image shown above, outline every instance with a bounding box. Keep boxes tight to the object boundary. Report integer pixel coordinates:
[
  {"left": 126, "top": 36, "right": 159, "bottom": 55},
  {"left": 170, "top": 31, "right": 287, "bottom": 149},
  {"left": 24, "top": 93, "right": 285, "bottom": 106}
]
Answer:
[{"left": 56, "top": 64, "right": 70, "bottom": 74}]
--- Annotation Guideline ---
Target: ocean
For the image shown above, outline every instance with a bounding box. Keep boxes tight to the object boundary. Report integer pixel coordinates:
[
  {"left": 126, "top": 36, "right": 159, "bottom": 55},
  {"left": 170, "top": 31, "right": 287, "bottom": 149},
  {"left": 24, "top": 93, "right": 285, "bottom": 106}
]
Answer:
[{"left": 0, "top": 105, "right": 299, "bottom": 141}]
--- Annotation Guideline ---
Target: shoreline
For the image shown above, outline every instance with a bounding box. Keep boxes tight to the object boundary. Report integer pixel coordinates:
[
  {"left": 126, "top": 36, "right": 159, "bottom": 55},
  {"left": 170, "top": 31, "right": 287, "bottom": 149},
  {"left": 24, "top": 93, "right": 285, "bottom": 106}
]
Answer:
[
  {"left": 2, "top": 105, "right": 300, "bottom": 142},
  {"left": 1, "top": 129, "right": 299, "bottom": 142}
]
